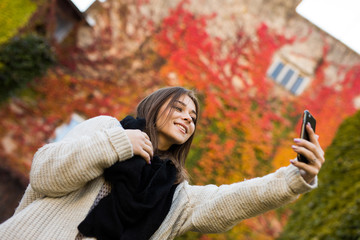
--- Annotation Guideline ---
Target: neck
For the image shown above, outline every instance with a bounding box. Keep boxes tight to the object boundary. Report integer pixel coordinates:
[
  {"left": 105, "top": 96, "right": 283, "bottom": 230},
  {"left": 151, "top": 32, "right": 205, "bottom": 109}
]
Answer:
[
  {"left": 156, "top": 148, "right": 173, "bottom": 160},
  {"left": 157, "top": 138, "right": 171, "bottom": 151}
]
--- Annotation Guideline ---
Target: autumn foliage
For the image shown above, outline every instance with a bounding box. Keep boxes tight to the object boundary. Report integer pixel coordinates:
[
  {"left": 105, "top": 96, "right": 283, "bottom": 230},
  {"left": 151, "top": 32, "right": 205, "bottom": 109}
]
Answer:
[{"left": 1, "top": 0, "right": 359, "bottom": 239}]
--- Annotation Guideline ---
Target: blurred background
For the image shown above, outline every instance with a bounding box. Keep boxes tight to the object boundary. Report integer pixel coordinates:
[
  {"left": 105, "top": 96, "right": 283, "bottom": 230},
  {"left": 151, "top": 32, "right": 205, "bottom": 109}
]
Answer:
[{"left": 0, "top": 0, "right": 359, "bottom": 239}]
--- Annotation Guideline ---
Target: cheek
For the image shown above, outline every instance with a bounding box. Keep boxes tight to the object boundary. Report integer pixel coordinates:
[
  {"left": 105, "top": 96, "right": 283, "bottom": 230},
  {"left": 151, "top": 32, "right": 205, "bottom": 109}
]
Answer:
[
  {"left": 156, "top": 110, "right": 172, "bottom": 130},
  {"left": 189, "top": 124, "right": 196, "bottom": 135},
  {"left": 155, "top": 116, "right": 164, "bottom": 128}
]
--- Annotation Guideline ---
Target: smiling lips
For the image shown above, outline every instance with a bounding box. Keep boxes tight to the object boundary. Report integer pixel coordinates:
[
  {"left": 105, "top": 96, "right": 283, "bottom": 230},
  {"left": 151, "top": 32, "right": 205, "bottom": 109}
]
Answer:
[{"left": 174, "top": 122, "right": 187, "bottom": 134}]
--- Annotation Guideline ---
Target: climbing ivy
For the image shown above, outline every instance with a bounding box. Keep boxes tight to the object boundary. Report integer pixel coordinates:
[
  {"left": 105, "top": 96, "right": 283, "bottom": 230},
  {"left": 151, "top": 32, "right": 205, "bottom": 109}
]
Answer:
[
  {"left": 278, "top": 110, "right": 360, "bottom": 240},
  {"left": 0, "top": 34, "right": 55, "bottom": 102},
  {"left": 0, "top": 0, "right": 37, "bottom": 44}
]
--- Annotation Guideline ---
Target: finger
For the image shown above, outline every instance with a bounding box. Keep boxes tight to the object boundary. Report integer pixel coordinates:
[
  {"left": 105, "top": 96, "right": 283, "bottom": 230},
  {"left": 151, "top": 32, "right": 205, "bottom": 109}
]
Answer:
[
  {"left": 313, "top": 134, "right": 325, "bottom": 157},
  {"left": 145, "top": 138, "right": 153, "bottom": 149},
  {"left": 291, "top": 145, "right": 321, "bottom": 168},
  {"left": 142, "top": 132, "right": 150, "bottom": 140},
  {"left": 294, "top": 138, "right": 324, "bottom": 163},
  {"left": 139, "top": 149, "right": 151, "bottom": 164},
  {"left": 306, "top": 123, "right": 320, "bottom": 147},
  {"left": 291, "top": 158, "right": 319, "bottom": 173},
  {"left": 293, "top": 138, "right": 317, "bottom": 155},
  {"left": 142, "top": 142, "right": 154, "bottom": 158},
  {"left": 313, "top": 156, "right": 325, "bottom": 167},
  {"left": 290, "top": 159, "right": 319, "bottom": 182}
]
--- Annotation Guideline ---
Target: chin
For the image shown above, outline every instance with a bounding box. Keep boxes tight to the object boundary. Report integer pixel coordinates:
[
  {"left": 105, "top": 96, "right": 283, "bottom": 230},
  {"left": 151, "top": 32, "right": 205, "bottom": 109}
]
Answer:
[{"left": 176, "top": 136, "right": 191, "bottom": 145}]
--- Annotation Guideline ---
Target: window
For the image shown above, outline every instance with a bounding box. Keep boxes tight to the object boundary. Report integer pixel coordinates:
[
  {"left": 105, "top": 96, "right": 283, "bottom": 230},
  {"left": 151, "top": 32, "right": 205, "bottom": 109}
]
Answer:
[
  {"left": 54, "top": 12, "right": 74, "bottom": 43},
  {"left": 269, "top": 61, "right": 284, "bottom": 80},
  {"left": 267, "top": 59, "right": 310, "bottom": 95}
]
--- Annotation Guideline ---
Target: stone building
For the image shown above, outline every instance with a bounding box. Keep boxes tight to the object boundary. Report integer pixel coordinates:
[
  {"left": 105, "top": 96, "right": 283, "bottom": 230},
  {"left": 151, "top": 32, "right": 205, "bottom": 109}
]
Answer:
[{"left": 72, "top": 0, "right": 359, "bottom": 101}]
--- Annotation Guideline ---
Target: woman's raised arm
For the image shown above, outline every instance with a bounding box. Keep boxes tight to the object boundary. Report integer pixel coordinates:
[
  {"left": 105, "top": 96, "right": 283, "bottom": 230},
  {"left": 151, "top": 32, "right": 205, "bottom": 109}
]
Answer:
[
  {"left": 30, "top": 116, "right": 133, "bottom": 197},
  {"left": 180, "top": 164, "right": 317, "bottom": 234}
]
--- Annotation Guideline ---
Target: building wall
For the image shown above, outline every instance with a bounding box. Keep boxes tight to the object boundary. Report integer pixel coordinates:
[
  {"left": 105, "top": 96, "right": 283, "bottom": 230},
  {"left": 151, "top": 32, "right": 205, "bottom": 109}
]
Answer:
[{"left": 79, "top": 0, "right": 359, "bottom": 94}]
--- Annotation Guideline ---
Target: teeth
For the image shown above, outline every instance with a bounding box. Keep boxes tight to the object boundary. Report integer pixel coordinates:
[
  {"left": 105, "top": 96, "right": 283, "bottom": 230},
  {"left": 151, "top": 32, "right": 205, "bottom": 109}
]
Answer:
[{"left": 175, "top": 124, "right": 186, "bottom": 133}]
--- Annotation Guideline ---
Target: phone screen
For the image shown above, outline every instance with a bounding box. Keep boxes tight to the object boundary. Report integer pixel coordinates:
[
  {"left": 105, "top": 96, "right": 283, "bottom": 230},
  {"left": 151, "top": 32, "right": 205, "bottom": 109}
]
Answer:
[{"left": 298, "top": 110, "right": 316, "bottom": 163}]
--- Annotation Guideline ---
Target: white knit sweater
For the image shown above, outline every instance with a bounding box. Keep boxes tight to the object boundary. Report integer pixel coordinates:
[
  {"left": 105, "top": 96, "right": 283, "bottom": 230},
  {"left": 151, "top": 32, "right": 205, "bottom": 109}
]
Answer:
[{"left": 0, "top": 115, "right": 317, "bottom": 239}]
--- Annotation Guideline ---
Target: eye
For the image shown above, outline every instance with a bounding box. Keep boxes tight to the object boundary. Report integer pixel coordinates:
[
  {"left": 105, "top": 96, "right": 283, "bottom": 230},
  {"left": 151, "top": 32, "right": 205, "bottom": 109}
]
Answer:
[{"left": 173, "top": 106, "right": 182, "bottom": 112}]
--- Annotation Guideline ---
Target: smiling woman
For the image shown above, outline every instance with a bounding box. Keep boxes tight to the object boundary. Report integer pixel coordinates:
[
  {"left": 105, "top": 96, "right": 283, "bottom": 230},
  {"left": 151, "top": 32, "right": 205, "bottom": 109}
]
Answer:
[
  {"left": 0, "top": 86, "right": 325, "bottom": 240},
  {"left": 156, "top": 95, "right": 197, "bottom": 150}
]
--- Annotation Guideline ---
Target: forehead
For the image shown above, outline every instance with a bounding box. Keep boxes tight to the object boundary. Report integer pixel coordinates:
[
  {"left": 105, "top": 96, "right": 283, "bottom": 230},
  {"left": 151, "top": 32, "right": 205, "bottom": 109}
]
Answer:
[
  {"left": 177, "top": 95, "right": 196, "bottom": 109},
  {"left": 163, "top": 94, "right": 196, "bottom": 112}
]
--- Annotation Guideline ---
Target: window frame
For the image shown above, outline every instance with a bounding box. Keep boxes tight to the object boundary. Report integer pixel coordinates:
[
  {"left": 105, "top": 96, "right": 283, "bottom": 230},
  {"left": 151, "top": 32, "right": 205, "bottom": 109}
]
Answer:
[{"left": 267, "top": 58, "right": 310, "bottom": 95}]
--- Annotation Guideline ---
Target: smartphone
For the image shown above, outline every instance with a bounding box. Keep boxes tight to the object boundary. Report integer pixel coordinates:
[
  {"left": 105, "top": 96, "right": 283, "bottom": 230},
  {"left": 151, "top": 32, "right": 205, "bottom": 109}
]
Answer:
[{"left": 297, "top": 110, "right": 316, "bottom": 163}]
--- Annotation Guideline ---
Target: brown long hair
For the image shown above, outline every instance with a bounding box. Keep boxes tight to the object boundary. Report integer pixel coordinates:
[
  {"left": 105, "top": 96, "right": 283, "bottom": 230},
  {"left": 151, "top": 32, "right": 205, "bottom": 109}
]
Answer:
[{"left": 136, "top": 87, "right": 199, "bottom": 183}]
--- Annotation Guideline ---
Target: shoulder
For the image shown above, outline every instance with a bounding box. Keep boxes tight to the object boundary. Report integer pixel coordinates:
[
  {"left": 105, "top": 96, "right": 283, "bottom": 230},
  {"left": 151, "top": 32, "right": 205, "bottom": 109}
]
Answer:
[
  {"left": 62, "top": 115, "right": 121, "bottom": 140},
  {"left": 82, "top": 115, "right": 120, "bottom": 127},
  {"left": 173, "top": 181, "right": 191, "bottom": 202}
]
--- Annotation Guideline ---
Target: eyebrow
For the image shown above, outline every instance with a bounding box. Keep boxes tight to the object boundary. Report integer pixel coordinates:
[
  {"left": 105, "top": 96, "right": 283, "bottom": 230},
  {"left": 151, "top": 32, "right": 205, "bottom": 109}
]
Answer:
[{"left": 174, "top": 100, "right": 197, "bottom": 116}]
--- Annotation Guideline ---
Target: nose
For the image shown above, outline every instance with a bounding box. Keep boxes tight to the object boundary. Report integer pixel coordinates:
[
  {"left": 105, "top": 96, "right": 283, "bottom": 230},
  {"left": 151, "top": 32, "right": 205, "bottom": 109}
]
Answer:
[{"left": 182, "top": 112, "right": 192, "bottom": 123}]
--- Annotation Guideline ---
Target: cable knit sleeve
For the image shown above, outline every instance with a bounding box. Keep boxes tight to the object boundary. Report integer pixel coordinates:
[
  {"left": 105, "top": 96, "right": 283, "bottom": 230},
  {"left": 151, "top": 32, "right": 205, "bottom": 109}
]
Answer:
[
  {"left": 181, "top": 164, "right": 317, "bottom": 234},
  {"left": 30, "top": 116, "right": 133, "bottom": 197}
]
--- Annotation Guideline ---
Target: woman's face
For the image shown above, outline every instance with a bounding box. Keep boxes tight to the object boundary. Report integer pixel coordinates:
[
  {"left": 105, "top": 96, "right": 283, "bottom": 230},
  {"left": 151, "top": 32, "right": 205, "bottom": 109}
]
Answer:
[{"left": 156, "top": 94, "right": 197, "bottom": 151}]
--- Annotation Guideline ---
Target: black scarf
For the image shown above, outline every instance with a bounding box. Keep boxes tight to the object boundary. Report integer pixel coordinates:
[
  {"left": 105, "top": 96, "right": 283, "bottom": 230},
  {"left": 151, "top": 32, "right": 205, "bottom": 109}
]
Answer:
[{"left": 78, "top": 116, "right": 178, "bottom": 240}]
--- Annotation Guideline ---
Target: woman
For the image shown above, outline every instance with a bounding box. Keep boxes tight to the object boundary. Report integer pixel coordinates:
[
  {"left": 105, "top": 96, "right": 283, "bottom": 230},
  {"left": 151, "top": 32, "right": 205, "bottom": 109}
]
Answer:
[{"left": 0, "top": 87, "right": 324, "bottom": 239}]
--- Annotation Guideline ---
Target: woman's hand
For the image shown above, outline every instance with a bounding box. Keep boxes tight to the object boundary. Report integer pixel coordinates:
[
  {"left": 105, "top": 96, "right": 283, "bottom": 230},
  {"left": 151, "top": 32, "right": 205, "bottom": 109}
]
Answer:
[
  {"left": 125, "top": 129, "right": 153, "bottom": 164},
  {"left": 290, "top": 123, "right": 325, "bottom": 183}
]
